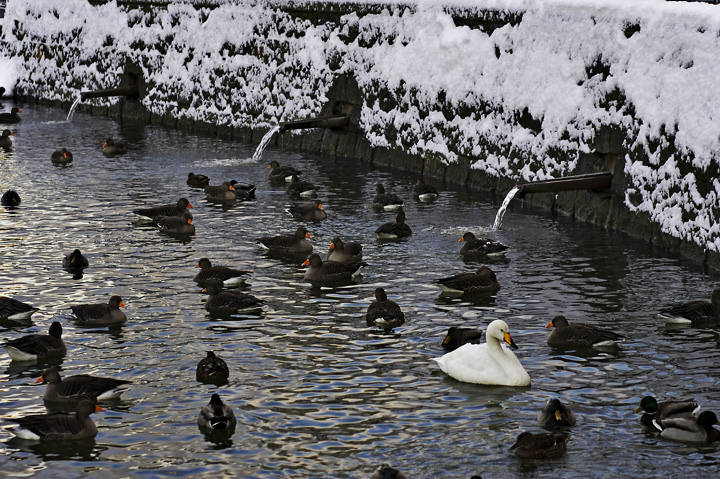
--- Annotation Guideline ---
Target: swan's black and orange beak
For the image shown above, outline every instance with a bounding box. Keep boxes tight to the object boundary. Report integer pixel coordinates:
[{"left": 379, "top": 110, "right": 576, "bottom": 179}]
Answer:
[{"left": 504, "top": 331, "right": 518, "bottom": 349}]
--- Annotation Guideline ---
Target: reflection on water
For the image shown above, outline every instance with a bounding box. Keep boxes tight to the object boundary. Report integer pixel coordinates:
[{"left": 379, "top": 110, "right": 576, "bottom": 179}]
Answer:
[{"left": 0, "top": 104, "right": 719, "bottom": 477}]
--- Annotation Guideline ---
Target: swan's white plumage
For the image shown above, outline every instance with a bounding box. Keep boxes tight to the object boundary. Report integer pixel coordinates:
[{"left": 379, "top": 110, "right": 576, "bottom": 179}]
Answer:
[{"left": 433, "top": 319, "right": 531, "bottom": 386}]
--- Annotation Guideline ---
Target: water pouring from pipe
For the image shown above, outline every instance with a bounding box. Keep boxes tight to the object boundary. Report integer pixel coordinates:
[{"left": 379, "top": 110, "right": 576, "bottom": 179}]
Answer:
[
  {"left": 66, "top": 95, "right": 82, "bottom": 121},
  {"left": 492, "top": 186, "right": 520, "bottom": 230},
  {"left": 251, "top": 125, "right": 281, "bottom": 162}
]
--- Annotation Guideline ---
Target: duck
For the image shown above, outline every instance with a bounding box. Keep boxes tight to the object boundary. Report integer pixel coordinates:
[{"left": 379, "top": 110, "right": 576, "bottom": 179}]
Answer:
[
  {"left": 413, "top": 178, "right": 439, "bottom": 202},
  {"left": 0, "top": 107, "right": 21, "bottom": 123},
  {"left": 287, "top": 200, "right": 327, "bottom": 221},
  {"left": 134, "top": 198, "right": 193, "bottom": 223},
  {"left": 36, "top": 367, "right": 132, "bottom": 404},
  {"left": 205, "top": 181, "right": 236, "bottom": 202},
  {"left": 545, "top": 315, "right": 624, "bottom": 348},
  {"left": 658, "top": 288, "right": 720, "bottom": 324},
  {"left": 371, "top": 464, "right": 407, "bottom": 479},
  {"left": 203, "top": 279, "right": 263, "bottom": 315},
  {"left": 268, "top": 160, "right": 301, "bottom": 183},
  {"left": 286, "top": 175, "right": 317, "bottom": 197},
  {"left": 302, "top": 253, "right": 367, "bottom": 284},
  {"left": 257, "top": 226, "right": 313, "bottom": 255},
  {"left": 433, "top": 319, "right": 531, "bottom": 386},
  {"left": 375, "top": 211, "right": 412, "bottom": 239},
  {"left": 372, "top": 183, "right": 404, "bottom": 211},
  {"left": 7, "top": 399, "right": 104, "bottom": 441},
  {"left": 435, "top": 266, "right": 501, "bottom": 295},
  {"left": 538, "top": 398, "right": 577, "bottom": 429},
  {"left": 459, "top": 232, "right": 509, "bottom": 258},
  {"left": 193, "top": 258, "right": 250, "bottom": 287},
  {"left": 157, "top": 211, "right": 195, "bottom": 235},
  {"left": 187, "top": 172, "right": 210, "bottom": 188},
  {"left": 70, "top": 295, "right": 126, "bottom": 326},
  {"left": 198, "top": 393, "right": 236, "bottom": 435},
  {"left": 62, "top": 249, "right": 89, "bottom": 269},
  {"left": 0, "top": 296, "right": 39, "bottom": 322},
  {"left": 0, "top": 129, "right": 13, "bottom": 148},
  {"left": 510, "top": 431, "right": 570, "bottom": 459},
  {"left": 102, "top": 138, "right": 127, "bottom": 155},
  {"left": 196, "top": 351, "right": 230, "bottom": 385},
  {"left": 634, "top": 395, "right": 700, "bottom": 427},
  {"left": 1, "top": 189, "right": 20, "bottom": 206},
  {"left": 327, "top": 237, "right": 363, "bottom": 263},
  {"left": 366, "top": 288, "right": 405, "bottom": 329},
  {"left": 4, "top": 321, "right": 66, "bottom": 362},
  {"left": 229, "top": 180, "right": 256, "bottom": 200},
  {"left": 441, "top": 326, "right": 483, "bottom": 351},
  {"left": 51, "top": 148, "right": 73, "bottom": 165},
  {"left": 653, "top": 410, "right": 720, "bottom": 444}
]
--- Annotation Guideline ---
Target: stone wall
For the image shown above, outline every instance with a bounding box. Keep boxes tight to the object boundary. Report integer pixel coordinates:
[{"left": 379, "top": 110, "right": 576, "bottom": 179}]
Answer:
[{"left": 2, "top": 0, "right": 719, "bottom": 268}]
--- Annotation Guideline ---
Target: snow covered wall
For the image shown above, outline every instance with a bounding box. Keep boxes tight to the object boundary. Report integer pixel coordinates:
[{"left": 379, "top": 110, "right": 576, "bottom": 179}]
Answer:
[{"left": 2, "top": 0, "right": 720, "bottom": 258}]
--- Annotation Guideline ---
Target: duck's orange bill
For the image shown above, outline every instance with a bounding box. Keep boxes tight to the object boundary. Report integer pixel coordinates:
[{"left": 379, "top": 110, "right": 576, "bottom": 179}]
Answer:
[
  {"left": 302, "top": 259, "right": 310, "bottom": 266},
  {"left": 34, "top": 376, "right": 44, "bottom": 384},
  {"left": 119, "top": 301, "right": 126, "bottom": 308},
  {"left": 95, "top": 405, "right": 106, "bottom": 412},
  {"left": 545, "top": 321, "right": 553, "bottom": 328},
  {"left": 188, "top": 203, "right": 194, "bottom": 209},
  {"left": 305, "top": 232, "right": 311, "bottom": 238},
  {"left": 329, "top": 243, "right": 335, "bottom": 249}
]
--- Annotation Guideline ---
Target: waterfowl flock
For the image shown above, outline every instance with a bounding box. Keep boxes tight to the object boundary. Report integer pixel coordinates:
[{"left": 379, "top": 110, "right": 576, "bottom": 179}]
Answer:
[{"left": 1, "top": 104, "right": 719, "bottom": 478}]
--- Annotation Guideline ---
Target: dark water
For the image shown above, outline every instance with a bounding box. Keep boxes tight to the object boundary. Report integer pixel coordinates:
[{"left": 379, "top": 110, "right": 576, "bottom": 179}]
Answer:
[{"left": 1, "top": 104, "right": 719, "bottom": 478}]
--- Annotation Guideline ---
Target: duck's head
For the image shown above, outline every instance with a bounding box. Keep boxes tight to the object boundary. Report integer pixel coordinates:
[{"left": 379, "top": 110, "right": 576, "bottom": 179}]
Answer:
[
  {"left": 487, "top": 319, "right": 518, "bottom": 349},
  {"left": 635, "top": 396, "right": 658, "bottom": 414}
]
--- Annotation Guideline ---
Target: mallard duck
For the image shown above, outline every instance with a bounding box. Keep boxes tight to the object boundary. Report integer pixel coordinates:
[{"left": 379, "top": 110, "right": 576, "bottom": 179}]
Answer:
[
  {"left": 5, "top": 321, "right": 66, "bottom": 362},
  {"left": 286, "top": 175, "right": 317, "bottom": 197},
  {"left": 366, "top": 288, "right": 405, "bottom": 329},
  {"left": 658, "top": 288, "right": 720, "bottom": 324},
  {"left": 1, "top": 189, "right": 20, "bottom": 206},
  {"left": 193, "top": 258, "right": 250, "bottom": 287},
  {"left": 102, "top": 138, "right": 127, "bottom": 155},
  {"left": 71, "top": 296, "right": 126, "bottom": 326},
  {"left": 134, "top": 198, "right": 193, "bottom": 223},
  {"left": 441, "top": 326, "right": 483, "bottom": 351},
  {"left": 375, "top": 211, "right": 412, "bottom": 239},
  {"left": 327, "top": 237, "right": 363, "bottom": 263},
  {"left": 288, "top": 200, "right": 327, "bottom": 221},
  {"left": 187, "top": 172, "right": 210, "bottom": 188},
  {"left": 0, "top": 296, "right": 39, "bottom": 322},
  {"left": 203, "top": 279, "right": 263, "bottom": 315},
  {"left": 0, "top": 107, "right": 21, "bottom": 123},
  {"left": 36, "top": 367, "right": 132, "bottom": 404},
  {"left": 7, "top": 399, "right": 104, "bottom": 441},
  {"left": 634, "top": 396, "right": 700, "bottom": 427},
  {"left": 198, "top": 393, "right": 236, "bottom": 434},
  {"left": 653, "top": 410, "right": 720, "bottom": 443},
  {"left": 257, "top": 226, "right": 312, "bottom": 255},
  {"left": 157, "top": 211, "right": 195, "bottom": 235},
  {"left": 0, "top": 129, "right": 13, "bottom": 148},
  {"left": 510, "top": 431, "right": 570, "bottom": 459},
  {"left": 196, "top": 351, "right": 230, "bottom": 385},
  {"left": 545, "top": 315, "right": 624, "bottom": 348},
  {"left": 268, "top": 160, "right": 301, "bottom": 183},
  {"left": 436, "top": 266, "right": 500, "bottom": 294},
  {"left": 538, "top": 398, "right": 577, "bottom": 429},
  {"left": 371, "top": 464, "right": 407, "bottom": 479},
  {"left": 433, "top": 319, "right": 530, "bottom": 386},
  {"left": 459, "top": 232, "right": 509, "bottom": 258},
  {"left": 205, "top": 181, "right": 236, "bottom": 202},
  {"left": 302, "top": 253, "right": 366, "bottom": 284},
  {"left": 413, "top": 178, "right": 439, "bottom": 202},
  {"left": 372, "top": 183, "right": 404, "bottom": 211},
  {"left": 62, "top": 249, "right": 89, "bottom": 269},
  {"left": 51, "top": 148, "right": 73, "bottom": 165},
  {"left": 228, "top": 180, "right": 256, "bottom": 200}
]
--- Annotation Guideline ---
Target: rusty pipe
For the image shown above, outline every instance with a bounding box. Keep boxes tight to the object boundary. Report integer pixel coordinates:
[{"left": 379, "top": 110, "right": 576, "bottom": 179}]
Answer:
[
  {"left": 516, "top": 172, "right": 612, "bottom": 198},
  {"left": 279, "top": 114, "right": 349, "bottom": 133}
]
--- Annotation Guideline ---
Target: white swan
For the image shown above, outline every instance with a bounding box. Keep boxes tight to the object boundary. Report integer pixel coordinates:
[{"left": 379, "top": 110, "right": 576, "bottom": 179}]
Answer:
[{"left": 433, "top": 319, "right": 531, "bottom": 386}]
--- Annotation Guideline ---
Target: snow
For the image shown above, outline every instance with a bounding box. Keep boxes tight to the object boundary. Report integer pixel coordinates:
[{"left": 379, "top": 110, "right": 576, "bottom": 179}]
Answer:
[{"left": 1, "top": 0, "right": 720, "bottom": 252}]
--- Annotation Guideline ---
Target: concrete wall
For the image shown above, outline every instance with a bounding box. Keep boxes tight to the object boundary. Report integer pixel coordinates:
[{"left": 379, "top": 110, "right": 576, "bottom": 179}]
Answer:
[{"left": 2, "top": 0, "right": 719, "bottom": 268}]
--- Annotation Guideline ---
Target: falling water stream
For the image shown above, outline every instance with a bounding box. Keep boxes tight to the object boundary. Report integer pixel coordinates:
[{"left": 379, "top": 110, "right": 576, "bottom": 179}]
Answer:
[
  {"left": 251, "top": 125, "right": 281, "bottom": 162},
  {"left": 1, "top": 104, "right": 719, "bottom": 478},
  {"left": 492, "top": 185, "right": 520, "bottom": 230},
  {"left": 65, "top": 96, "right": 81, "bottom": 122}
]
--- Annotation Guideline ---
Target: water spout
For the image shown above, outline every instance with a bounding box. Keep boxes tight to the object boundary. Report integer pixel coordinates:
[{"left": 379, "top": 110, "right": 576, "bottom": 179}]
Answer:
[
  {"left": 279, "top": 114, "right": 349, "bottom": 133},
  {"left": 492, "top": 186, "right": 520, "bottom": 230},
  {"left": 66, "top": 95, "right": 81, "bottom": 121},
  {"left": 80, "top": 85, "right": 139, "bottom": 101},
  {"left": 251, "top": 125, "right": 281, "bottom": 162}
]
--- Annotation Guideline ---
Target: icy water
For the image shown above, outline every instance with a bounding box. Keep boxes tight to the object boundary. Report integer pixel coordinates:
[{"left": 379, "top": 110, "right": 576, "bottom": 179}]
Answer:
[{"left": 1, "top": 104, "right": 719, "bottom": 478}]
